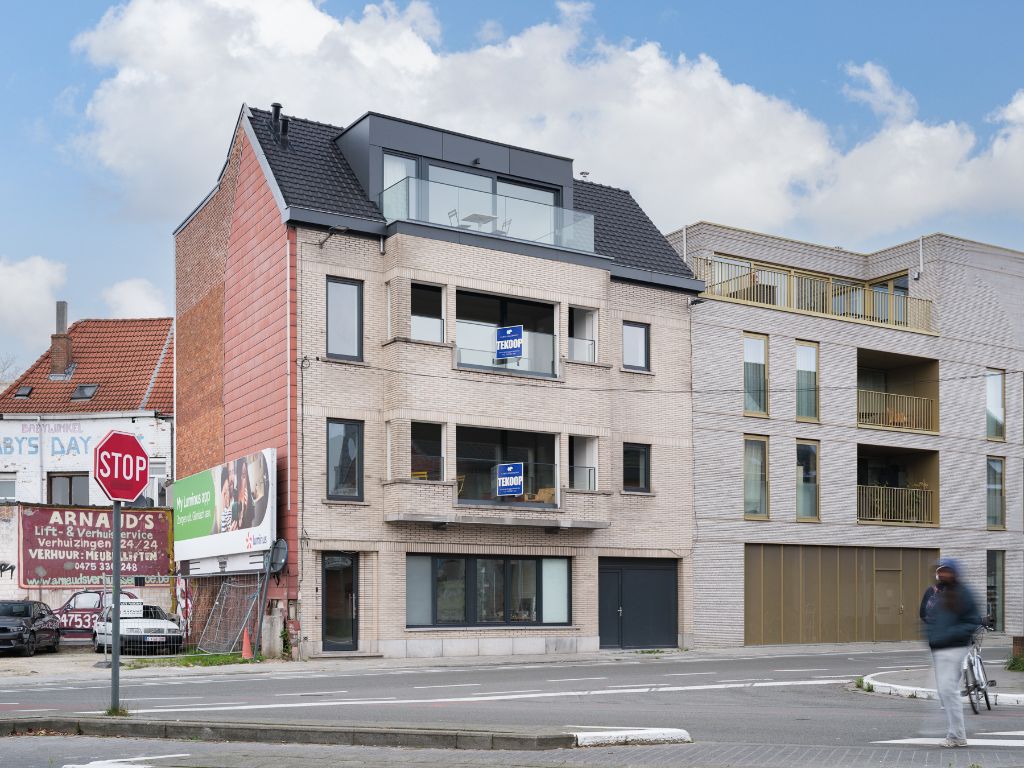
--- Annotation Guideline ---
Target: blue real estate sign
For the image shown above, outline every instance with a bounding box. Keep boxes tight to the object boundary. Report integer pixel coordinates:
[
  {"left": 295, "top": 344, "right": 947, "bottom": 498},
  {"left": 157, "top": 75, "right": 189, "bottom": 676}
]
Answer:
[
  {"left": 496, "top": 462, "right": 524, "bottom": 497},
  {"left": 495, "top": 325, "right": 524, "bottom": 359}
]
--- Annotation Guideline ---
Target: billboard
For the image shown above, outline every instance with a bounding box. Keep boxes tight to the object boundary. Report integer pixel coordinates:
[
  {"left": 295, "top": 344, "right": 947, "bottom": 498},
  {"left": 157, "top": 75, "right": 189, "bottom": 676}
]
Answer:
[
  {"left": 173, "top": 448, "right": 276, "bottom": 562},
  {"left": 18, "top": 505, "right": 172, "bottom": 587}
]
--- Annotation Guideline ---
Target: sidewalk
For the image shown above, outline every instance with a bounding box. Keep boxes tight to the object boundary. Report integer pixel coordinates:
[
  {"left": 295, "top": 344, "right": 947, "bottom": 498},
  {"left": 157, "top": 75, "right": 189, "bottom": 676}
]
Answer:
[{"left": 865, "top": 660, "right": 1024, "bottom": 705}]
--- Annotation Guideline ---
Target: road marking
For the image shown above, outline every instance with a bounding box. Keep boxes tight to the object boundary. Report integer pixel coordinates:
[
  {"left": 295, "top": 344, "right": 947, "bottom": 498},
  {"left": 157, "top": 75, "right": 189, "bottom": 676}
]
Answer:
[
  {"left": 982, "top": 731, "right": 1024, "bottom": 736},
  {"left": 663, "top": 672, "right": 715, "bottom": 677},
  {"left": 813, "top": 674, "right": 860, "bottom": 678},
  {"left": 149, "top": 701, "right": 245, "bottom": 707},
  {"left": 16, "top": 708, "right": 56, "bottom": 712},
  {"left": 121, "top": 697, "right": 205, "bottom": 701},
  {"left": 607, "top": 683, "right": 668, "bottom": 688},
  {"left": 275, "top": 690, "right": 348, "bottom": 697},
  {"left": 877, "top": 665, "right": 930, "bottom": 669},
  {"left": 63, "top": 754, "right": 191, "bottom": 768},
  {"left": 875, "top": 737, "right": 1024, "bottom": 747},
  {"left": 105, "top": 678, "right": 854, "bottom": 715},
  {"left": 412, "top": 683, "right": 481, "bottom": 689},
  {"left": 774, "top": 668, "right": 829, "bottom": 672},
  {"left": 472, "top": 690, "right": 542, "bottom": 695},
  {"left": 718, "top": 678, "right": 773, "bottom": 682},
  {"left": 548, "top": 677, "right": 607, "bottom": 682}
]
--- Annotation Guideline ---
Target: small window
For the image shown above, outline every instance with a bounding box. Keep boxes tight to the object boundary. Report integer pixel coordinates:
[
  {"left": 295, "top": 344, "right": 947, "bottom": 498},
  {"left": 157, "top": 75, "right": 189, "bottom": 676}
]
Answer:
[
  {"left": 743, "top": 436, "right": 769, "bottom": 518},
  {"left": 795, "top": 341, "right": 819, "bottom": 422},
  {"left": 987, "top": 551, "right": 1005, "bottom": 632},
  {"left": 411, "top": 422, "right": 443, "bottom": 481},
  {"left": 0, "top": 473, "right": 14, "bottom": 502},
  {"left": 796, "top": 440, "right": 819, "bottom": 521},
  {"left": 48, "top": 473, "right": 89, "bottom": 506},
  {"left": 985, "top": 369, "right": 1005, "bottom": 440},
  {"left": 568, "top": 435, "right": 597, "bottom": 491},
  {"left": 622, "top": 322, "right": 650, "bottom": 371},
  {"left": 327, "top": 278, "right": 363, "bottom": 361},
  {"left": 986, "top": 456, "right": 1005, "bottom": 529},
  {"left": 327, "top": 420, "right": 363, "bottom": 500},
  {"left": 411, "top": 284, "right": 444, "bottom": 343},
  {"left": 622, "top": 443, "right": 651, "bottom": 492},
  {"left": 568, "top": 307, "right": 596, "bottom": 362},
  {"left": 71, "top": 384, "right": 98, "bottom": 400},
  {"left": 13, "top": 386, "right": 31, "bottom": 399},
  {"left": 743, "top": 333, "right": 768, "bottom": 416}
]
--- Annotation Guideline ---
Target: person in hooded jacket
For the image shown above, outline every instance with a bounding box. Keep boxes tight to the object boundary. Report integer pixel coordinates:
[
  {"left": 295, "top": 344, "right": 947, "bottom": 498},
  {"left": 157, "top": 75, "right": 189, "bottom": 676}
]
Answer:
[{"left": 919, "top": 558, "right": 982, "bottom": 748}]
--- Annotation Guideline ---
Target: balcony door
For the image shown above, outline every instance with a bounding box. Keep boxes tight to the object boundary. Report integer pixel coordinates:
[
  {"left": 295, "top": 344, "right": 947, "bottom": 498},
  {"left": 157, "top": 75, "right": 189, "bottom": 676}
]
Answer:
[{"left": 323, "top": 553, "right": 358, "bottom": 651}]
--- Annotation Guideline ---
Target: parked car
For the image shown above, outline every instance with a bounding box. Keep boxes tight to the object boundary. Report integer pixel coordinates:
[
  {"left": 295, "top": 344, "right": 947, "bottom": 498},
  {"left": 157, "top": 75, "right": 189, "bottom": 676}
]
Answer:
[
  {"left": 0, "top": 600, "right": 61, "bottom": 656},
  {"left": 54, "top": 589, "right": 138, "bottom": 641},
  {"left": 93, "top": 604, "right": 183, "bottom": 655}
]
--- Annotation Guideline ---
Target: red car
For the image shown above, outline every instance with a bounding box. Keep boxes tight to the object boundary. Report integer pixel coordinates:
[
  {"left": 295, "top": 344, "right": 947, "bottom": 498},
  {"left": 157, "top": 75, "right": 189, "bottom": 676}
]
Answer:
[{"left": 53, "top": 590, "right": 138, "bottom": 640}]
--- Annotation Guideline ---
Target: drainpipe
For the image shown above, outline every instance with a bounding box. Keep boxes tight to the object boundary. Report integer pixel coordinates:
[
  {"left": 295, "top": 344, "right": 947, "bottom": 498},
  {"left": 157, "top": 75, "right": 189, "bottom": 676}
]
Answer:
[
  {"left": 918, "top": 236, "right": 924, "bottom": 277},
  {"left": 37, "top": 415, "right": 43, "bottom": 503}
]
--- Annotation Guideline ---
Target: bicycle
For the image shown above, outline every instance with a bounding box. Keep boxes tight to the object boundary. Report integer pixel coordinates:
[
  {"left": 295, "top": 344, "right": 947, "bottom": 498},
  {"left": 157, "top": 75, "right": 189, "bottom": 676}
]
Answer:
[{"left": 962, "top": 621, "right": 997, "bottom": 714}]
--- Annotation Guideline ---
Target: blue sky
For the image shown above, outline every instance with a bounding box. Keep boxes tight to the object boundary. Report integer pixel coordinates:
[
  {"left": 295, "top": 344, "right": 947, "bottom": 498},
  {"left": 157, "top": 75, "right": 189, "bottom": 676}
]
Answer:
[{"left": 2, "top": 1, "right": 1023, "bottom": 370}]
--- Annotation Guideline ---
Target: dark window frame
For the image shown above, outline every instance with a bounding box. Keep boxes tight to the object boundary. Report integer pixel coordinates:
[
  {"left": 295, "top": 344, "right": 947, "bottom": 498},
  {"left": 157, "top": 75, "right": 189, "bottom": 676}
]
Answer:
[
  {"left": 406, "top": 554, "right": 572, "bottom": 628},
  {"left": 13, "top": 386, "right": 31, "bottom": 399},
  {"left": 71, "top": 384, "right": 98, "bottom": 401},
  {"left": 622, "top": 443, "right": 652, "bottom": 493},
  {"left": 47, "top": 472, "right": 89, "bottom": 506},
  {"left": 326, "top": 277, "right": 364, "bottom": 362},
  {"left": 622, "top": 321, "right": 651, "bottom": 371},
  {"left": 326, "top": 419, "right": 364, "bottom": 501}
]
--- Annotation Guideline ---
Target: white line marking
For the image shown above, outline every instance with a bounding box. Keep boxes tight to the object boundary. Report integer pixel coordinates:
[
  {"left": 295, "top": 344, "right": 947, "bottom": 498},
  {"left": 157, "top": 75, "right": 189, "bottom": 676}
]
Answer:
[
  {"left": 663, "top": 672, "right": 715, "bottom": 677},
  {"left": 16, "top": 708, "right": 56, "bottom": 712},
  {"left": 813, "top": 674, "right": 861, "bottom": 679},
  {"left": 412, "top": 683, "right": 481, "bottom": 689},
  {"left": 150, "top": 701, "right": 245, "bottom": 708},
  {"left": 774, "top": 668, "right": 829, "bottom": 672},
  {"left": 877, "top": 665, "right": 930, "bottom": 669},
  {"left": 718, "top": 678, "right": 772, "bottom": 682},
  {"left": 275, "top": 690, "right": 348, "bottom": 697},
  {"left": 108, "top": 756, "right": 192, "bottom": 764},
  {"left": 471, "top": 690, "right": 542, "bottom": 695},
  {"left": 874, "top": 737, "right": 1024, "bottom": 747},
  {"left": 607, "top": 683, "right": 667, "bottom": 688},
  {"left": 981, "top": 731, "right": 1024, "bottom": 736},
  {"left": 121, "top": 697, "right": 204, "bottom": 701},
  {"left": 0, "top": 702, "right": 20, "bottom": 705},
  {"left": 548, "top": 677, "right": 607, "bottom": 682}
]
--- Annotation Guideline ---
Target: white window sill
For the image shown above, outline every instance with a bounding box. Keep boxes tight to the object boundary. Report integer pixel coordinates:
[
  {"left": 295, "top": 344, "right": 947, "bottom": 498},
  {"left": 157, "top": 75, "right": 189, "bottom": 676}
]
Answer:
[
  {"left": 620, "top": 367, "right": 654, "bottom": 375},
  {"left": 620, "top": 490, "right": 656, "bottom": 497}
]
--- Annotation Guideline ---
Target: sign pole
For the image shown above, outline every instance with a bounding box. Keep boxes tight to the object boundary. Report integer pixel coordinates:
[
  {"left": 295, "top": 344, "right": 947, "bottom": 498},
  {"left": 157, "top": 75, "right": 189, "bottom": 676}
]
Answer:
[{"left": 110, "top": 499, "right": 121, "bottom": 711}]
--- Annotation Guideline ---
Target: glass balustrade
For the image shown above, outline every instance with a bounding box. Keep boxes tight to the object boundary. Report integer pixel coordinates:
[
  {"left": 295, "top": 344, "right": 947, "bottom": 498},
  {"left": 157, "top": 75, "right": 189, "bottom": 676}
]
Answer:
[
  {"left": 455, "top": 319, "right": 557, "bottom": 377},
  {"left": 455, "top": 458, "right": 559, "bottom": 506}
]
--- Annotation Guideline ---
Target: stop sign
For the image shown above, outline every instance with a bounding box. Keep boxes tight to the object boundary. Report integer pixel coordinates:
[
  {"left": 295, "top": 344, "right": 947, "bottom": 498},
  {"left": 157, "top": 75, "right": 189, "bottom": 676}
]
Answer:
[{"left": 93, "top": 431, "right": 150, "bottom": 503}]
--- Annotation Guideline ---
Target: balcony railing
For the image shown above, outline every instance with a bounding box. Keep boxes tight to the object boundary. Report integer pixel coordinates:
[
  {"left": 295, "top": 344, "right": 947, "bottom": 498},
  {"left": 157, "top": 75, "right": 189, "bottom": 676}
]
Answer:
[
  {"left": 455, "top": 319, "right": 557, "bottom": 377},
  {"left": 410, "top": 454, "right": 444, "bottom": 482},
  {"left": 857, "top": 485, "right": 936, "bottom": 525},
  {"left": 568, "top": 465, "right": 596, "bottom": 491},
  {"left": 380, "top": 177, "right": 595, "bottom": 253},
  {"left": 568, "top": 336, "right": 596, "bottom": 363},
  {"left": 858, "top": 389, "right": 937, "bottom": 432},
  {"left": 411, "top": 315, "right": 444, "bottom": 343},
  {"left": 455, "top": 458, "right": 558, "bottom": 506},
  {"left": 690, "top": 256, "right": 935, "bottom": 333}
]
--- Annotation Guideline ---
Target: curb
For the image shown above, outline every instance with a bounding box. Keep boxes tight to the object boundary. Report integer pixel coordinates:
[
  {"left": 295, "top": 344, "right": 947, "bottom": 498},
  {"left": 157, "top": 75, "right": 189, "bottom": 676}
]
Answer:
[
  {"left": 0, "top": 716, "right": 612, "bottom": 750},
  {"left": 863, "top": 672, "right": 1024, "bottom": 706}
]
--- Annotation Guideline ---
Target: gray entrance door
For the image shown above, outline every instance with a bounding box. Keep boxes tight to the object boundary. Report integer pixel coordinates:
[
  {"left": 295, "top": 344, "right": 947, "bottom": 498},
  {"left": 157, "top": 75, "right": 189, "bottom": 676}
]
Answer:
[
  {"left": 598, "top": 558, "right": 677, "bottom": 649},
  {"left": 323, "top": 552, "right": 358, "bottom": 651}
]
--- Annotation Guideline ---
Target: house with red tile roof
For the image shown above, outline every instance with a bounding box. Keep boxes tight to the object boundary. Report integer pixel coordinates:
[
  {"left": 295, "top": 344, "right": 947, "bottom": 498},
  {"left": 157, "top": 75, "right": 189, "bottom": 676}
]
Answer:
[{"left": 0, "top": 302, "right": 174, "bottom": 508}]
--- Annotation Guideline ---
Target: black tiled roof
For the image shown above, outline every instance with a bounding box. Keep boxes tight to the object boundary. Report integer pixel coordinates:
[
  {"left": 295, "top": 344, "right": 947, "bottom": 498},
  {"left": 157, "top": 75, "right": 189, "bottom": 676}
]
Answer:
[
  {"left": 573, "top": 180, "right": 693, "bottom": 278},
  {"left": 246, "top": 107, "right": 691, "bottom": 279},
  {"left": 249, "top": 108, "right": 383, "bottom": 222}
]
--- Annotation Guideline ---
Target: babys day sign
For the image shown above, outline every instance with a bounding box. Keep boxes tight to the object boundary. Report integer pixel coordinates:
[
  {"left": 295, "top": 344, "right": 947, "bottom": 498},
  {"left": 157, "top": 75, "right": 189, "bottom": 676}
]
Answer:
[{"left": 173, "top": 448, "right": 276, "bottom": 562}]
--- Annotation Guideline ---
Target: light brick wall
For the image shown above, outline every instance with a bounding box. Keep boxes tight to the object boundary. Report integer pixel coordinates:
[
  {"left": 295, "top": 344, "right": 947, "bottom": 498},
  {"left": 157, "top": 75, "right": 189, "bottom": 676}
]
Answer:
[
  {"left": 293, "top": 228, "right": 695, "bottom": 656},
  {"left": 675, "top": 223, "right": 1024, "bottom": 647}
]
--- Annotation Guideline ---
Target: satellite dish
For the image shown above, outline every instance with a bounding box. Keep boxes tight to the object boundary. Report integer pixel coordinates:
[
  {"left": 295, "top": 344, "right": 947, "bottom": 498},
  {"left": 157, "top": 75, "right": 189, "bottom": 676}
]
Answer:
[{"left": 268, "top": 538, "right": 288, "bottom": 574}]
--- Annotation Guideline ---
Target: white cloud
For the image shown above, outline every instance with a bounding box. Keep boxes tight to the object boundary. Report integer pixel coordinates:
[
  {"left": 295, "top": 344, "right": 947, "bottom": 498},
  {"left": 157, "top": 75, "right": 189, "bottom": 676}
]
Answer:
[
  {"left": 101, "top": 278, "right": 170, "bottom": 318},
  {"left": 477, "top": 19, "right": 504, "bottom": 44},
  {"left": 69, "top": 1, "right": 1024, "bottom": 247},
  {"left": 0, "top": 255, "right": 67, "bottom": 363}
]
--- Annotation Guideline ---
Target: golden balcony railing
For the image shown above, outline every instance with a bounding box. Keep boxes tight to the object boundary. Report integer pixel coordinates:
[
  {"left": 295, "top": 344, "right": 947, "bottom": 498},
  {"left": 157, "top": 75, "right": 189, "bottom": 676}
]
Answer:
[
  {"left": 857, "top": 389, "right": 937, "bottom": 432},
  {"left": 857, "top": 485, "right": 936, "bottom": 525},
  {"left": 690, "top": 256, "right": 935, "bottom": 333}
]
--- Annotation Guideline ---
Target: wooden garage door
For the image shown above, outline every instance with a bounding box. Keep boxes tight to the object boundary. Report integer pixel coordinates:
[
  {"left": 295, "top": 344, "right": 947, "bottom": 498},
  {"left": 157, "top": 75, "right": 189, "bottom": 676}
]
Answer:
[{"left": 744, "top": 544, "right": 937, "bottom": 645}]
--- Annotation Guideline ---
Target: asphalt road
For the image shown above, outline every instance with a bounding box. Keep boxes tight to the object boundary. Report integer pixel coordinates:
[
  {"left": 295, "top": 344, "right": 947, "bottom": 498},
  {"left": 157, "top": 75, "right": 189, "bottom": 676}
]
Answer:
[{"left": 2, "top": 645, "right": 1023, "bottom": 767}]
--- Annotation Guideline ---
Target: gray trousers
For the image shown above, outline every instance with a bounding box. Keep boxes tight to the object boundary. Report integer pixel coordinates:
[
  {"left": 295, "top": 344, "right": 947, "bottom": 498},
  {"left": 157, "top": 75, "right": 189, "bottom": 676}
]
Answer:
[{"left": 932, "top": 646, "right": 967, "bottom": 739}]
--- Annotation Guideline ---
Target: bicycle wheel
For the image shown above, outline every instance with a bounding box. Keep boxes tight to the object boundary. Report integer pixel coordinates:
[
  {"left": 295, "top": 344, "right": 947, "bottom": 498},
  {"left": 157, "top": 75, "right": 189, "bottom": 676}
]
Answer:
[
  {"left": 965, "top": 665, "right": 980, "bottom": 714},
  {"left": 976, "top": 659, "right": 992, "bottom": 711}
]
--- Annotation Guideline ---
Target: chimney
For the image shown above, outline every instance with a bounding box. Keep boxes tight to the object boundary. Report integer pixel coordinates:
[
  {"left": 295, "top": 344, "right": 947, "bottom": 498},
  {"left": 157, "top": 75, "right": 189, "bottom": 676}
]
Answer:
[{"left": 50, "top": 300, "right": 72, "bottom": 376}]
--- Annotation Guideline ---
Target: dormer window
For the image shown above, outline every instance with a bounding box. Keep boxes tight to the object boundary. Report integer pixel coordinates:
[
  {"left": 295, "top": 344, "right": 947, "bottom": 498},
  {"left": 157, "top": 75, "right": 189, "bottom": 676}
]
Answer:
[
  {"left": 71, "top": 384, "right": 99, "bottom": 401},
  {"left": 13, "top": 386, "right": 32, "bottom": 399}
]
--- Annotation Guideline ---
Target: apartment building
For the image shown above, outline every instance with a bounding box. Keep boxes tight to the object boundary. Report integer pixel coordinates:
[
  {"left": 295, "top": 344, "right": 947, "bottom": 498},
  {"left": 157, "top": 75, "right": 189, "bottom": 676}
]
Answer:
[
  {"left": 175, "top": 104, "right": 702, "bottom": 657},
  {"left": 670, "top": 222, "right": 1023, "bottom": 648}
]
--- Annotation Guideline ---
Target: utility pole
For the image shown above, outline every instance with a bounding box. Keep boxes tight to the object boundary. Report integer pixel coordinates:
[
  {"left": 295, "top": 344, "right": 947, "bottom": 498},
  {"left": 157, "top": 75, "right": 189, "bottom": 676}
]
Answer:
[{"left": 110, "top": 499, "right": 121, "bottom": 711}]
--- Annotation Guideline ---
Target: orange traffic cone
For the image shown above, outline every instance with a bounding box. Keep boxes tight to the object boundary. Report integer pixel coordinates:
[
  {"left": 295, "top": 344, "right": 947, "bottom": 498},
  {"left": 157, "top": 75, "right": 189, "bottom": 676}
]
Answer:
[{"left": 241, "top": 627, "right": 253, "bottom": 660}]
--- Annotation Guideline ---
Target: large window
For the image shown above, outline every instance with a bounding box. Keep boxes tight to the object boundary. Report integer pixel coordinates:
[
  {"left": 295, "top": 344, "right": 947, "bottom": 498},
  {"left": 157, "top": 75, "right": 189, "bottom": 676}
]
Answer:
[
  {"left": 568, "top": 435, "right": 597, "bottom": 491},
  {"left": 986, "top": 456, "right": 1005, "bottom": 529},
  {"left": 796, "top": 341, "right": 819, "bottom": 422},
  {"left": 796, "top": 440, "right": 819, "bottom": 521},
  {"left": 327, "top": 420, "right": 363, "bottom": 501},
  {"left": 48, "top": 473, "right": 89, "bottom": 506},
  {"left": 743, "top": 436, "right": 769, "bottom": 518},
  {"left": 327, "top": 278, "right": 363, "bottom": 361},
  {"left": 405, "top": 555, "right": 570, "bottom": 627},
  {"left": 622, "top": 322, "right": 650, "bottom": 371},
  {"left": 411, "top": 422, "right": 443, "bottom": 481},
  {"left": 455, "top": 426, "right": 557, "bottom": 506},
  {"left": 622, "top": 443, "right": 651, "bottom": 492},
  {"left": 986, "top": 368, "right": 1005, "bottom": 440},
  {"left": 987, "top": 551, "right": 1004, "bottom": 632},
  {"left": 743, "top": 333, "right": 768, "bottom": 416},
  {"left": 455, "top": 290, "right": 556, "bottom": 377},
  {"left": 411, "top": 283, "right": 444, "bottom": 343},
  {"left": 0, "top": 473, "right": 14, "bottom": 502}
]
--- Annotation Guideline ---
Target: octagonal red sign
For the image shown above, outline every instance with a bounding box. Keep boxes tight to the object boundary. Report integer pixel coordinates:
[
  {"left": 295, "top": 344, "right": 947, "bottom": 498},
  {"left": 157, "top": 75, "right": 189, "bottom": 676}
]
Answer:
[{"left": 93, "top": 430, "right": 150, "bottom": 503}]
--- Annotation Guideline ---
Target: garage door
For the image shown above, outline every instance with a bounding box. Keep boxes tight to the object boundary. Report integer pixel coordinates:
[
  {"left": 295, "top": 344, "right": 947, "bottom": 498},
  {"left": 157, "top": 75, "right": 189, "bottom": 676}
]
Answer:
[
  {"left": 744, "top": 544, "right": 937, "bottom": 645},
  {"left": 599, "top": 558, "right": 677, "bottom": 649}
]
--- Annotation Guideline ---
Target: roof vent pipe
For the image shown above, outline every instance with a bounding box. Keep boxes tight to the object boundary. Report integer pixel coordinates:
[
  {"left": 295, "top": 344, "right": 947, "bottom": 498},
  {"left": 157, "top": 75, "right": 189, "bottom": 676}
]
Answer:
[
  {"left": 270, "top": 102, "right": 282, "bottom": 125},
  {"left": 280, "top": 117, "right": 289, "bottom": 137}
]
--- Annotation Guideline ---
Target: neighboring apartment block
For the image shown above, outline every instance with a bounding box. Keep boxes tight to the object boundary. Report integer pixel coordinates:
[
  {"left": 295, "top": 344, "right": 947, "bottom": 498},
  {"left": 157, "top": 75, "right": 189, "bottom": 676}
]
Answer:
[
  {"left": 670, "top": 222, "right": 1023, "bottom": 647},
  {"left": 175, "top": 104, "right": 702, "bottom": 657}
]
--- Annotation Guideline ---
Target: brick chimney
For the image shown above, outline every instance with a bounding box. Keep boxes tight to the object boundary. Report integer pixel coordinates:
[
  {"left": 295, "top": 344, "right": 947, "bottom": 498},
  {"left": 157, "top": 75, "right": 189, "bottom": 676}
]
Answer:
[{"left": 50, "top": 301, "right": 72, "bottom": 376}]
